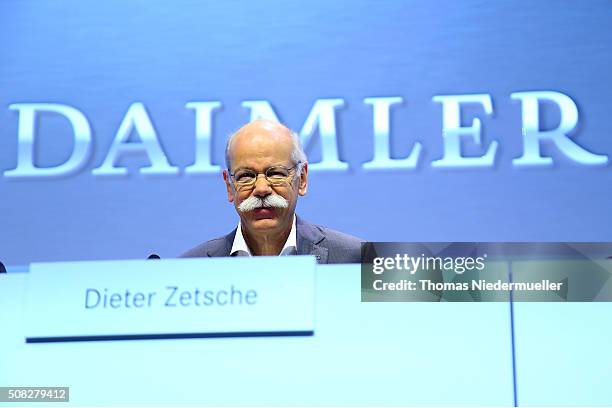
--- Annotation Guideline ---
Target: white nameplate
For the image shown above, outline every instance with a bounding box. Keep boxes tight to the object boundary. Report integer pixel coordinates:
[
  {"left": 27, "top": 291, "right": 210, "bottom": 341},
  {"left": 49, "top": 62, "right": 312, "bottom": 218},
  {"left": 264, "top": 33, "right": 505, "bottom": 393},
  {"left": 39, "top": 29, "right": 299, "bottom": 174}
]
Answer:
[{"left": 25, "top": 256, "right": 316, "bottom": 342}]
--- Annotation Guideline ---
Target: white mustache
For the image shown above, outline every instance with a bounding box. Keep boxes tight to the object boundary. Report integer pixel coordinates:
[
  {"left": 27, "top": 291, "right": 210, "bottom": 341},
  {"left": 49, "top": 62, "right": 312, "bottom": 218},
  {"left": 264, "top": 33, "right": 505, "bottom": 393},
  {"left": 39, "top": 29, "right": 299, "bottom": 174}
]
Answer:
[{"left": 237, "top": 195, "right": 289, "bottom": 213}]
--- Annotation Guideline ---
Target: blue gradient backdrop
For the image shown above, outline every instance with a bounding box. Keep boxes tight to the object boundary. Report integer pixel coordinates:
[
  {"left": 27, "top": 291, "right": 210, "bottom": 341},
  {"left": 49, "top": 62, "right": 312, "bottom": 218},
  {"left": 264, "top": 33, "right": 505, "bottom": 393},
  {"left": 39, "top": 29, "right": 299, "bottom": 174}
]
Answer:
[{"left": 1, "top": 0, "right": 611, "bottom": 265}]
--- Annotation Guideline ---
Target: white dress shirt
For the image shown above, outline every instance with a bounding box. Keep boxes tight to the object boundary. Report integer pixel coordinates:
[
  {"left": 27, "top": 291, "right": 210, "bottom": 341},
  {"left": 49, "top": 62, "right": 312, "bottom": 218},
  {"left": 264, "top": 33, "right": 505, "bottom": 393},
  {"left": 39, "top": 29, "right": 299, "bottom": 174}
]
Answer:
[{"left": 230, "top": 215, "right": 297, "bottom": 256}]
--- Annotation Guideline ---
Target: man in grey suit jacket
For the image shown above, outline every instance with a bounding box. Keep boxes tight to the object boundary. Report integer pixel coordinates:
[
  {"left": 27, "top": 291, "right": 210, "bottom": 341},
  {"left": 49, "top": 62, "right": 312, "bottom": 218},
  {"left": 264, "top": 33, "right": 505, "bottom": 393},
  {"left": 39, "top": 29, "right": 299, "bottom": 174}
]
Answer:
[
  {"left": 182, "top": 215, "right": 362, "bottom": 263},
  {"left": 182, "top": 119, "right": 363, "bottom": 264}
]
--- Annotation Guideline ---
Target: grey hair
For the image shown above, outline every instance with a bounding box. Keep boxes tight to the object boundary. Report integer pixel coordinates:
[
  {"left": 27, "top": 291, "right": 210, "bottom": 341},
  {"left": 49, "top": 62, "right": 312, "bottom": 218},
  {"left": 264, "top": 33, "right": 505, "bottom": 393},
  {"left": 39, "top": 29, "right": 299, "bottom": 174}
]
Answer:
[{"left": 225, "top": 126, "right": 307, "bottom": 174}]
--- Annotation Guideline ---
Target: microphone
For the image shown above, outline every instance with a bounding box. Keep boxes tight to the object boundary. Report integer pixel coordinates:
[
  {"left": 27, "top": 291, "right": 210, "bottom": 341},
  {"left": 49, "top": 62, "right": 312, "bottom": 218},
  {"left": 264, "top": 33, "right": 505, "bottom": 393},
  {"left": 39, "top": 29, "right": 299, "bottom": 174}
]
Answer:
[
  {"left": 0, "top": 261, "right": 6, "bottom": 273},
  {"left": 147, "top": 253, "right": 161, "bottom": 260}
]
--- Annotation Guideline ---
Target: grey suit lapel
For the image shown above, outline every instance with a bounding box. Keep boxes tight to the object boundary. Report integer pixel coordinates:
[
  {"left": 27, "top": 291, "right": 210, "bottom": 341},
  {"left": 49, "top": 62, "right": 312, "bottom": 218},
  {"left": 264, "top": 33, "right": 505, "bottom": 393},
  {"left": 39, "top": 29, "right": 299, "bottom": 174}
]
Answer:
[
  {"left": 207, "top": 228, "right": 236, "bottom": 257},
  {"left": 296, "top": 216, "right": 328, "bottom": 264}
]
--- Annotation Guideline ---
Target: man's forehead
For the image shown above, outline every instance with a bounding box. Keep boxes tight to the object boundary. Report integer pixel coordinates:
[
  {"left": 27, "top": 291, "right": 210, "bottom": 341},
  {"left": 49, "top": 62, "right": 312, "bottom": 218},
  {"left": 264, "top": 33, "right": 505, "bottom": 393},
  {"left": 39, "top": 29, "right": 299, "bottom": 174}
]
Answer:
[
  {"left": 229, "top": 121, "right": 294, "bottom": 165},
  {"left": 234, "top": 120, "right": 292, "bottom": 142}
]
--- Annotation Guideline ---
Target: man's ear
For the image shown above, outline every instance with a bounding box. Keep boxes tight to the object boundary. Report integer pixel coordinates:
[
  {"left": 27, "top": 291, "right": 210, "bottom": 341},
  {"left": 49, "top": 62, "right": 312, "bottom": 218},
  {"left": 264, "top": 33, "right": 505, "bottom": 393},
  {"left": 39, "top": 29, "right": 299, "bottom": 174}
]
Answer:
[
  {"left": 298, "top": 162, "right": 308, "bottom": 196},
  {"left": 223, "top": 169, "right": 235, "bottom": 202}
]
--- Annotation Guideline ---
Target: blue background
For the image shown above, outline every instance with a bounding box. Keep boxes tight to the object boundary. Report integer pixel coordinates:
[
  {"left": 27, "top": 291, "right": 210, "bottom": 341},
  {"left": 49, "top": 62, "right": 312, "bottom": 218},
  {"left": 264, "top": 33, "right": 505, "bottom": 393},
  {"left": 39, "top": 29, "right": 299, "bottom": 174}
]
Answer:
[{"left": 1, "top": 0, "right": 611, "bottom": 265}]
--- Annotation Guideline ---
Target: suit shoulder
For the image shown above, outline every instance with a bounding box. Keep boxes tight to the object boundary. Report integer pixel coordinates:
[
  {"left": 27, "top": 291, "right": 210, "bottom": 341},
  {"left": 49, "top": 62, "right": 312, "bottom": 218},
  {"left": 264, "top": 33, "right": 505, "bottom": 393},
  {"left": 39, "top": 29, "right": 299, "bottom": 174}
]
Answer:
[
  {"left": 317, "top": 225, "right": 364, "bottom": 249},
  {"left": 180, "top": 236, "right": 228, "bottom": 258},
  {"left": 313, "top": 224, "right": 364, "bottom": 264}
]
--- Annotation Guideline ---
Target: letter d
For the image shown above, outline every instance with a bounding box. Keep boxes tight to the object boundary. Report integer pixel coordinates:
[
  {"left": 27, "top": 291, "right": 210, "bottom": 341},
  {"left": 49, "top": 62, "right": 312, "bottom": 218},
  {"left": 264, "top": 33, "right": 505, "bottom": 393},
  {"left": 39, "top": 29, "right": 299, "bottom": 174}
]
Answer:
[
  {"left": 5, "top": 104, "right": 92, "bottom": 178},
  {"left": 85, "top": 288, "right": 101, "bottom": 309}
]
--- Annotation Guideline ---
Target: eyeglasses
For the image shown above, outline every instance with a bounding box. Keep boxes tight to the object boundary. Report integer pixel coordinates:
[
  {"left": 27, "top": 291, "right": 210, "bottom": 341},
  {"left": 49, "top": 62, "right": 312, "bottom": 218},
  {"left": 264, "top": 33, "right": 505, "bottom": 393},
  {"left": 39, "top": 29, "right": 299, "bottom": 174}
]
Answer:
[{"left": 229, "top": 162, "right": 302, "bottom": 191}]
